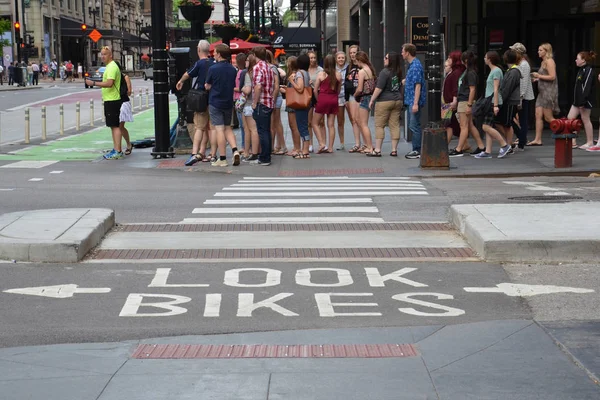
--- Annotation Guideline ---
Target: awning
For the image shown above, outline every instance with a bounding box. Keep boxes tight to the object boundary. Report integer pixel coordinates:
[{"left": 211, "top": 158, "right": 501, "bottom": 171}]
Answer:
[
  {"left": 122, "top": 32, "right": 151, "bottom": 48},
  {"left": 290, "top": 0, "right": 333, "bottom": 9},
  {"left": 209, "top": 38, "right": 271, "bottom": 54},
  {"left": 272, "top": 27, "right": 320, "bottom": 50},
  {"left": 60, "top": 17, "right": 86, "bottom": 37}
]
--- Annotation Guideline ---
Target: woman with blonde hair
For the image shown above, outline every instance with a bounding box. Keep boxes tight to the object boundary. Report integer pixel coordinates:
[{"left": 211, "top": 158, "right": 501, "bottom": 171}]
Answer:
[
  {"left": 528, "top": 43, "right": 559, "bottom": 146},
  {"left": 352, "top": 50, "right": 375, "bottom": 153},
  {"left": 335, "top": 51, "right": 349, "bottom": 150},
  {"left": 345, "top": 45, "right": 363, "bottom": 152}
]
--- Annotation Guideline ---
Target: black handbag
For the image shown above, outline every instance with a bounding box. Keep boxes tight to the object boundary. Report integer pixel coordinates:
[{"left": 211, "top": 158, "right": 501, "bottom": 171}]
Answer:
[{"left": 186, "top": 88, "right": 208, "bottom": 113}]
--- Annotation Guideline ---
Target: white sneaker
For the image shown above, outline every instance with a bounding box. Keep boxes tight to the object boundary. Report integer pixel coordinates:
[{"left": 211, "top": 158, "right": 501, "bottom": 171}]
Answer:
[
  {"left": 309, "top": 145, "right": 314, "bottom": 153},
  {"left": 211, "top": 159, "right": 228, "bottom": 167},
  {"left": 233, "top": 151, "right": 240, "bottom": 166}
]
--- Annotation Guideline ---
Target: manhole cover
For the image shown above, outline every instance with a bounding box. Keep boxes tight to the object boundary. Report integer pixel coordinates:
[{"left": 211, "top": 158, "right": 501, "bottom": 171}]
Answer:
[{"left": 508, "top": 195, "right": 583, "bottom": 201}]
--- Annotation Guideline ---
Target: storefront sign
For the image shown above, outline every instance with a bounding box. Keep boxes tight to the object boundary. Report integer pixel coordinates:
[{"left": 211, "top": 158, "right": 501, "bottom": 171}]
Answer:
[{"left": 410, "top": 16, "right": 447, "bottom": 53}]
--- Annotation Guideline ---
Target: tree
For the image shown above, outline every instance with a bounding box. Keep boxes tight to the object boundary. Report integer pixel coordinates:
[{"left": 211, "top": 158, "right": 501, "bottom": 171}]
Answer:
[
  {"left": 282, "top": 9, "right": 298, "bottom": 27},
  {"left": 0, "top": 19, "right": 11, "bottom": 55}
]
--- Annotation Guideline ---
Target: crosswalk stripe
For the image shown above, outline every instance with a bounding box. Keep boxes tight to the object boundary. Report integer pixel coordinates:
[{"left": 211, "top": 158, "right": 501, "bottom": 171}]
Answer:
[
  {"left": 181, "top": 217, "right": 385, "bottom": 223},
  {"left": 223, "top": 186, "right": 426, "bottom": 191},
  {"left": 242, "top": 177, "right": 412, "bottom": 180},
  {"left": 231, "top": 183, "right": 425, "bottom": 187},
  {"left": 192, "top": 206, "right": 379, "bottom": 214},
  {"left": 215, "top": 191, "right": 428, "bottom": 197},
  {"left": 204, "top": 198, "right": 373, "bottom": 205},
  {"left": 0, "top": 161, "right": 59, "bottom": 169}
]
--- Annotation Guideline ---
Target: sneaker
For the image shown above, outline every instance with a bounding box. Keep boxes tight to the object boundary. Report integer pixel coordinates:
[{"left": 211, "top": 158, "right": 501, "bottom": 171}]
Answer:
[
  {"left": 507, "top": 147, "right": 514, "bottom": 155},
  {"left": 498, "top": 144, "right": 511, "bottom": 158},
  {"left": 233, "top": 151, "right": 241, "bottom": 166},
  {"left": 309, "top": 145, "right": 314, "bottom": 153},
  {"left": 103, "top": 149, "right": 116, "bottom": 159},
  {"left": 337, "top": 144, "right": 345, "bottom": 151},
  {"left": 249, "top": 159, "right": 271, "bottom": 166},
  {"left": 103, "top": 149, "right": 123, "bottom": 160},
  {"left": 448, "top": 148, "right": 464, "bottom": 157},
  {"left": 586, "top": 146, "right": 600, "bottom": 152},
  {"left": 211, "top": 159, "right": 228, "bottom": 167},
  {"left": 242, "top": 154, "right": 258, "bottom": 162},
  {"left": 405, "top": 150, "right": 420, "bottom": 159},
  {"left": 184, "top": 154, "right": 200, "bottom": 166},
  {"left": 474, "top": 151, "right": 492, "bottom": 159},
  {"left": 469, "top": 147, "right": 484, "bottom": 156}
]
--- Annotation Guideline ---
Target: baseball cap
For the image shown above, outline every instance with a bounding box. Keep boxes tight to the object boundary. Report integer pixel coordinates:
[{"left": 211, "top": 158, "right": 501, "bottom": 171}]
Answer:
[{"left": 509, "top": 42, "right": 527, "bottom": 54}]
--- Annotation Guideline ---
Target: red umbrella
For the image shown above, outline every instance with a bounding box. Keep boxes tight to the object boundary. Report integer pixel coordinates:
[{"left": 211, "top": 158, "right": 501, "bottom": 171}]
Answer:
[{"left": 210, "top": 38, "right": 271, "bottom": 54}]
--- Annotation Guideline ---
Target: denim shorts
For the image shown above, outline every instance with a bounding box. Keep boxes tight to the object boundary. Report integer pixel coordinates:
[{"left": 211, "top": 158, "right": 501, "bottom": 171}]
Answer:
[
  {"left": 275, "top": 96, "right": 283, "bottom": 109},
  {"left": 243, "top": 105, "right": 254, "bottom": 117},
  {"left": 208, "top": 105, "right": 233, "bottom": 126},
  {"left": 359, "top": 95, "right": 372, "bottom": 110}
]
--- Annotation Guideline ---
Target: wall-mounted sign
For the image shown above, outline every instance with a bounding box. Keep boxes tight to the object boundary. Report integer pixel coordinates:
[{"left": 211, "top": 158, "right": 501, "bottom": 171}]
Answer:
[{"left": 410, "top": 16, "right": 447, "bottom": 53}]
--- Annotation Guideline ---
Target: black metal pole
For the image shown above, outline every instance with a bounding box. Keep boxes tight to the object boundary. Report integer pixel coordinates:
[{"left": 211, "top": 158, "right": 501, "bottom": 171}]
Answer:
[
  {"left": 261, "top": 0, "right": 266, "bottom": 33},
  {"left": 150, "top": 0, "right": 173, "bottom": 158},
  {"left": 254, "top": 0, "right": 260, "bottom": 33},
  {"left": 249, "top": 0, "right": 254, "bottom": 32},
  {"left": 224, "top": 0, "right": 230, "bottom": 23},
  {"left": 427, "top": 0, "right": 442, "bottom": 124},
  {"left": 239, "top": 0, "right": 245, "bottom": 25},
  {"left": 14, "top": 0, "right": 21, "bottom": 64}
]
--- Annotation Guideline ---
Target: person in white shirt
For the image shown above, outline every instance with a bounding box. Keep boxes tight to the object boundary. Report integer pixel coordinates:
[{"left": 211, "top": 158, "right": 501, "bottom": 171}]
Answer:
[{"left": 31, "top": 62, "right": 39, "bottom": 85}]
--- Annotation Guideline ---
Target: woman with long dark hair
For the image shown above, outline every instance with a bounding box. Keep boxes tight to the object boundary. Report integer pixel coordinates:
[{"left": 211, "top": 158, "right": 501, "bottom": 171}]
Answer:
[
  {"left": 568, "top": 51, "right": 596, "bottom": 150},
  {"left": 335, "top": 51, "right": 349, "bottom": 150},
  {"left": 307, "top": 50, "right": 323, "bottom": 153},
  {"left": 442, "top": 51, "right": 464, "bottom": 145},
  {"left": 367, "top": 52, "right": 403, "bottom": 156},
  {"left": 289, "top": 54, "right": 312, "bottom": 158},
  {"left": 241, "top": 54, "right": 260, "bottom": 161},
  {"left": 353, "top": 51, "right": 376, "bottom": 154},
  {"left": 346, "top": 45, "right": 363, "bottom": 152},
  {"left": 281, "top": 56, "right": 301, "bottom": 157},
  {"left": 313, "top": 54, "right": 342, "bottom": 153},
  {"left": 450, "top": 50, "right": 485, "bottom": 156}
]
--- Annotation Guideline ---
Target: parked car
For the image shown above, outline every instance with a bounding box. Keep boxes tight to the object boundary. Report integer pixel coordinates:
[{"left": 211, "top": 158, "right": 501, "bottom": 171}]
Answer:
[
  {"left": 142, "top": 65, "right": 153, "bottom": 81},
  {"left": 84, "top": 66, "right": 105, "bottom": 88}
]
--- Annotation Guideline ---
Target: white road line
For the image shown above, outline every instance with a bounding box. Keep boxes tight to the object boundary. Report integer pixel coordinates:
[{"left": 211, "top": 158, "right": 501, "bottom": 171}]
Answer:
[
  {"left": 49, "top": 171, "right": 64, "bottom": 174},
  {"left": 204, "top": 198, "right": 373, "bottom": 205},
  {"left": 192, "top": 206, "right": 379, "bottom": 214},
  {"left": 242, "top": 177, "right": 413, "bottom": 181},
  {"left": 6, "top": 91, "right": 89, "bottom": 111},
  {"left": 222, "top": 186, "right": 426, "bottom": 191},
  {"left": 231, "top": 183, "right": 425, "bottom": 187},
  {"left": 236, "top": 180, "right": 422, "bottom": 184},
  {"left": 28, "top": 178, "right": 44, "bottom": 182},
  {"left": 215, "top": 191, "right": 428, "bottom": 197},
  {"left": 0, "top": 188, "right": 15, "bottom": 191},
  {"left": 181, "top": 217, "right": 386, "bottom": 224},
  {"left": 0, "top": 160, "right": 59, "bottom": 169},
  {"left": 544, "top": 192, "right": 572, "bottom": 196}
]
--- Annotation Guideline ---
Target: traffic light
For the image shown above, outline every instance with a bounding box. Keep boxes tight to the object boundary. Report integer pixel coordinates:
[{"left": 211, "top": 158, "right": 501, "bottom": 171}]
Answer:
[
  {"left": 81, "top": 24, "right": 87, "bottom": 31},
  {"left": 14, "top": 21, "right": 20, "bottom": 37},
  {"left": 269, "top": 30, "right": 275, "bottom": 38}
]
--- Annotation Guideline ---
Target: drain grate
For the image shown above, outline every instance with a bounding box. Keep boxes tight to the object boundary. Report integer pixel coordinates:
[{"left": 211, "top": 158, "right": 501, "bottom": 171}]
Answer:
[{"left": 508, "top": 195, "right": 583, "bottom": 201}]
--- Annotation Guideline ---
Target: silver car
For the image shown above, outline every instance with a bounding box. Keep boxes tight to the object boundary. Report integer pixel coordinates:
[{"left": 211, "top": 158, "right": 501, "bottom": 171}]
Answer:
[{"left": 142, "top": 65, "right": 153, "bottom": 81}]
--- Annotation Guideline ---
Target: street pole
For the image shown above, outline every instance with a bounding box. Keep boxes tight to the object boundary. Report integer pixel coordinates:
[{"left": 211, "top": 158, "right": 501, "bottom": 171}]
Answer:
[
  {"left": 420, "top": 0, "right": 449, "bottom": 169},
  {"left": 150, "top": 0, "right": 173, "bottom": 158},
  {"left": 239, "top": 0, "right": 245, "bottom": 25},
  {"left": 14, "top": 0, "right": 21, "bottom": 64}
]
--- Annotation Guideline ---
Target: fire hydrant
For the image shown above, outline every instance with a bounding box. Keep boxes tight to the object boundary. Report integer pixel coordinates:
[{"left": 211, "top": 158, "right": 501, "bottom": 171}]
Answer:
[{"left": 550, "top": 118, "right": 583, "bottom": 168}]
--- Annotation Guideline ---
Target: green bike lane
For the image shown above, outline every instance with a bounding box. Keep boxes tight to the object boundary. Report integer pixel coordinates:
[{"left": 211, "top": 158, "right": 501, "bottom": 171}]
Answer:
[{"left": 0, "top": 103, "right": 177, "bottom": 162}]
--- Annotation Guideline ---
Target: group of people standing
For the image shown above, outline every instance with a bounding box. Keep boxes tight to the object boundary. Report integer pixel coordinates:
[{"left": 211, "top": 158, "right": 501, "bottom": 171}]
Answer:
[{"left": 443, "top": 42, "right": 600, "bottom": 158}]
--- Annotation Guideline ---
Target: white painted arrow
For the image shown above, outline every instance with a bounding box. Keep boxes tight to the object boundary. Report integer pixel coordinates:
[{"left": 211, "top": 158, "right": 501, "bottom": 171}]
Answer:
[
  {"left": 464, "top": 283, "right": 594, "bottom": 297},
  {"left": 3, "top": 284, "right": 111, "bottom": 299}
]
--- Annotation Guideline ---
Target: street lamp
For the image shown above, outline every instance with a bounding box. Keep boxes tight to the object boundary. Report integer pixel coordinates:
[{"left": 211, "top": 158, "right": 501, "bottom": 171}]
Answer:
[
  {"left": 117, "top": 10, "right": 128, "bottom": 68},
  {"left": 134, "top": 15, "right": 144, "bottom": 70},
  {"left": 88, "top": 0, "right": 100, "bottom": 65}
]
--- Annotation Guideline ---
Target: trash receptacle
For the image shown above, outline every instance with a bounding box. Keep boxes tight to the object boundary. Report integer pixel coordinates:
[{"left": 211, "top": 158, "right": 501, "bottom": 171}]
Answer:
[
  {"left": 20, "top": 67, "right": 27, "bottom": 86},
  {"left": 13, "top": 66, "right": 23, "bottom": 86}
]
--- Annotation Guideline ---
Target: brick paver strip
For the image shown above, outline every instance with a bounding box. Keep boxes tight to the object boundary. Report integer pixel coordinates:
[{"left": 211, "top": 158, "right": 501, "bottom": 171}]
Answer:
[
  {"left": 93, "top": 247, "right": 475, "bottom": 260},
  {"left": 120, "top": 222, "right": 453, "bottom": 233},
  {"left": 278, "top": 168, "right": 385, "bottom": 176},
  {"left": 132, "top": 343, "right": 418, "bottom": 359}
]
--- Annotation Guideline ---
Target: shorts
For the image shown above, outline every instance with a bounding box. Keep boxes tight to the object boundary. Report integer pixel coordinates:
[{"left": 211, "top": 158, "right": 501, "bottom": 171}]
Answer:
[
  {"left": 209, "top": 104, "right": 233, "bottom": 126},
  {"left": 119, "top": 101, "right": 134, "bottom": 123},
  {"left": 275, "top": 96, "right": 283, "bottom": 109},
  {"left": 457, "top": 101, "right": 469, "bottom": 113},
  {"left": 359, "top": 95, "right": 372, "bottom": 110},
  {"left": 338, "top": 97, "right": 346, "bottom": 107},
  {"left": 104, "top": 100, "right": 123, "bottom": 128},
  {"left": 243, "top": 105, "right": 254, "bottom": 117},
  {"left": 495, "top": 104, "right": 518, "bottom": 127},
  {"left": 193, "top": 110, "right": 210, "bottom": 130},
  {"left": 349, "top": 95, "right": 357, "bottom": 103}
]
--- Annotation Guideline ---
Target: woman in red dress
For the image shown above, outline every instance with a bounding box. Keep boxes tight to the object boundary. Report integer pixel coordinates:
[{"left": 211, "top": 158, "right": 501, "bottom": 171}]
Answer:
[{"left": 313, "top": 54, "right": 342, "bottom": 153}]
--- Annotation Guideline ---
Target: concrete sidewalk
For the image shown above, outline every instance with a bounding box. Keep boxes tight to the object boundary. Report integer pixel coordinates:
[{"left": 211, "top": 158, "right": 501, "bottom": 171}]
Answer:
[{"left": 0, "top": 320, "right": 597, "bottom": 399}]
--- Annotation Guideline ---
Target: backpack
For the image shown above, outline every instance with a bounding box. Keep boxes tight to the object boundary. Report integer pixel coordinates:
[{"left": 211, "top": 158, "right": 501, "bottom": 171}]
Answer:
[{"left": 115, "top": 63, "right": 128, "bottom": 101}]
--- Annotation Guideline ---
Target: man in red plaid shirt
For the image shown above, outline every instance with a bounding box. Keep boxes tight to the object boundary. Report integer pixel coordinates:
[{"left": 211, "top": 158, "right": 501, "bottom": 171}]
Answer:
[{"left": 250, "top": 47, "right": 275, "bottom": 166}]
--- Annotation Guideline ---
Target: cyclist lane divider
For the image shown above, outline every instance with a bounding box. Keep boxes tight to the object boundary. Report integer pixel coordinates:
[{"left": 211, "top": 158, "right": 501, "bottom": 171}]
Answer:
[{"left": 0, "top": 102, "right": 175, "bottom": 162}]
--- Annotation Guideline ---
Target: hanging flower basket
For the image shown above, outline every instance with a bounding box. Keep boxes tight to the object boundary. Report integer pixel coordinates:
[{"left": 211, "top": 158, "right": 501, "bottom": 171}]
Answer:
[
  {"left": 236, "top": 28, "right": 251, "bottom": 41},
  {"left": 179, "top": 4, "right": 213, "bottom": 23},
  {"left": 215, "top": 25, "right": 241, "bottom": 42}
]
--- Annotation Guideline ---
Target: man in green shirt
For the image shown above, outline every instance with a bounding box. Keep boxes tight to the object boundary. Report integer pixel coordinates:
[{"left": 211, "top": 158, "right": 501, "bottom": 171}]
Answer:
[{"left": 85, "top": 46, "right": 123, "bottom": 159}]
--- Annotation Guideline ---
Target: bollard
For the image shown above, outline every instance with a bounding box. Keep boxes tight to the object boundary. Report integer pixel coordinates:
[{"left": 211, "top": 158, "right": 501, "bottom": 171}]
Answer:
[
  {"left": 139, "top": 89, "right": 142, "bottom": 110},
  {"left": 101, "top": 99, "right": 105, "bottom": 122},
  {"left": 24, "top": 108, "right": 30, "bottom": 144},
  {"left": 146, "top": 88, "right": 149, "bottom": 108},
  {"left": 59, "top": 103, "right": 64, "bottom": 135},
  {"left": 76, "top": 101, "right": 81, "bottom": 131},
  {"left": 90, "top": 99, "right": 94, "bottom": 127},
  {"left": 41, "top": 106, "right": 47, "bottom": 140},
  {"left": 420, "top": 127, "right": 450, "bottom": 169}
]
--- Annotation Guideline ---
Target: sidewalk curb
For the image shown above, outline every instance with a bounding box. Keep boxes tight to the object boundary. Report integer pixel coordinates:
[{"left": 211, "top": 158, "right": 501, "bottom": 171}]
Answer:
[
  {"left": 0, "top": 208, "right": 114, "bottom": 262},
  {"left": 449, "top": 203, "right": 600, "bottom": 263},
  {"left": 0, "top": 86, "right": 43, "bottom": 92}
]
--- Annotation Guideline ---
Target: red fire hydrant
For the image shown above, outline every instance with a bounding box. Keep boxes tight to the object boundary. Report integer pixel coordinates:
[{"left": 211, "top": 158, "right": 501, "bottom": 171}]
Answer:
[{"left": 550, "top": 118, "right": 583, "bottom": 168}]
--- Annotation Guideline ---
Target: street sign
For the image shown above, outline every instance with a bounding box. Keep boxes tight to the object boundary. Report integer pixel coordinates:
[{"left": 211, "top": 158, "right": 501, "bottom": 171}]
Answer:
[{"left": 88, "top": 29, "right": 102, "bottom": 43}]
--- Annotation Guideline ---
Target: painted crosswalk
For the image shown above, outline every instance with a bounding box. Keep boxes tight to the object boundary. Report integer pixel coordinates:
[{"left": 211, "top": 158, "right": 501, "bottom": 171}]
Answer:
[{"left": 182, "top": 177, "right": 429, "bottom": 223}]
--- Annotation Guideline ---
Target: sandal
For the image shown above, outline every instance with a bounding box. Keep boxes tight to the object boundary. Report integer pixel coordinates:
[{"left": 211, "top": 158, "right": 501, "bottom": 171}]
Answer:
[
  {"left": 124, "top": 144, "right": 133, "bottom": 155},
  {"left": 273, "top": 148, "right": 288, "bottom": 155},
  {"left": 317, "top": 146, "right": 328, "bottom": 154},
  {"left": 358, "top": 144, "right": 368, "bottom": 153},
  {"left": 294, "top": 153, "right": 310, "bottom": 159},
  {"left": 204, "top": 155, "right": 216, "bottom": 163},
  {"left": 348, "top": 145, "right": 361, "bottom": 153},
  {"left": 366, "top": 150, "right": 382, "bottom": 157},
  {"left": 390, "top": 151, "right": 398, "bottom": 157},
  {"left": 360, "top": 147, "right": 373, "bottom": 154}
]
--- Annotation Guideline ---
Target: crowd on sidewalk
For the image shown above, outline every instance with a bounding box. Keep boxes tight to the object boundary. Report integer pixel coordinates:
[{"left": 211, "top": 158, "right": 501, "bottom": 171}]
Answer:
[
  {"left": 0, "top": 59, "right": 83, "bottom": 86},
  {"left": 95, "top": 39, "right": 600, "bottom": 164}
]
